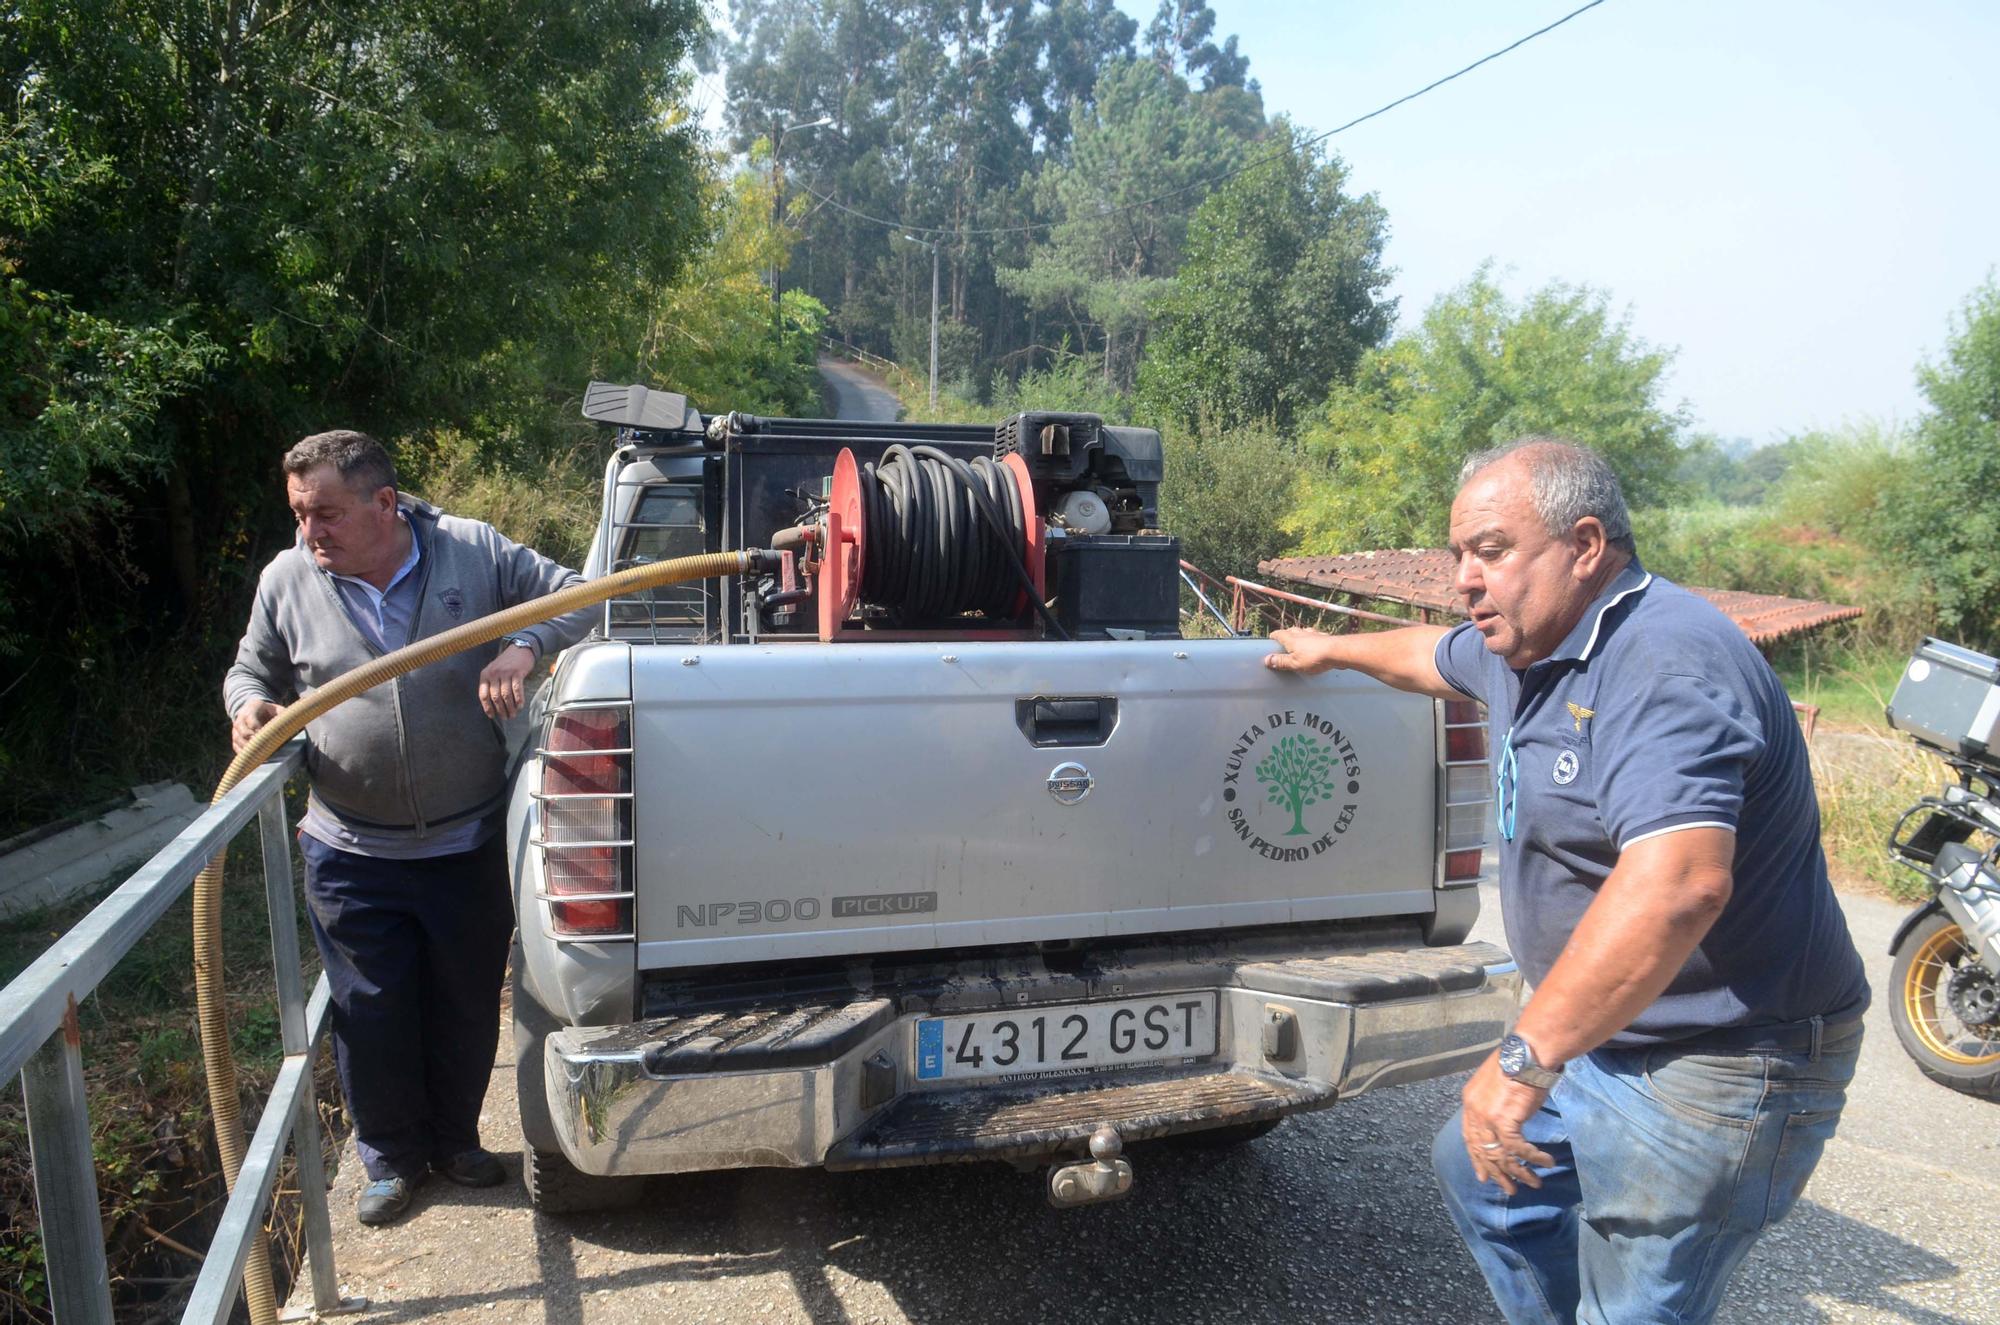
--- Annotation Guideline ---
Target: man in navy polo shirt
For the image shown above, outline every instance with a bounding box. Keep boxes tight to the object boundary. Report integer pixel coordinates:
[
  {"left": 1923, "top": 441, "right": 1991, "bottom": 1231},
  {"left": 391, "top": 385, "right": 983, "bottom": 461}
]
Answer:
[{"left": 1266, "top": 438, "right": 1867, "bottom": 1325}]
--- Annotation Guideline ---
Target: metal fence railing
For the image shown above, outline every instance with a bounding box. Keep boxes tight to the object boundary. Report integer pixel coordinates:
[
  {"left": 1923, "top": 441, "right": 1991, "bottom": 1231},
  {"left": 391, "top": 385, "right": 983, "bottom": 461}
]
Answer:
[
  {"left": 818, "top": 335, "right": 903, "bottom": 380},
  {"left": 0, "top": 738, "right": 353, "bottom": 1324}
]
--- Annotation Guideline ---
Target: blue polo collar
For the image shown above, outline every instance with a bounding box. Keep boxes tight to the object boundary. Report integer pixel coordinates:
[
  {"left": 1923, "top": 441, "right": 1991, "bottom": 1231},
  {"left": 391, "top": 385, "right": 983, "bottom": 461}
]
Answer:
[{"left": 1544, "top": 558, "right": 1652, "bottom": 665}]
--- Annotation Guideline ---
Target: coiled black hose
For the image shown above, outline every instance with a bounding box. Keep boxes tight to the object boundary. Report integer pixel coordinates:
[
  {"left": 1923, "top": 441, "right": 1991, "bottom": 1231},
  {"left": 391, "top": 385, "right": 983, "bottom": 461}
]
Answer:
[{"left": 855, "top": 445, "right": 1066, "bottom": 637}]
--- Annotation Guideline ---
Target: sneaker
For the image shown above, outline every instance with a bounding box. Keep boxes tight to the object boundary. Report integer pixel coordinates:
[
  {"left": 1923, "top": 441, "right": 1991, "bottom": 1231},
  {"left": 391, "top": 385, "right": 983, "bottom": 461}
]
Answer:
[
  {"left": 433, "top": 1147, "right": 506, "bottom": 1188},
  {"left": 356, "top": 1175, "right": 422, "bottom": 1226}
]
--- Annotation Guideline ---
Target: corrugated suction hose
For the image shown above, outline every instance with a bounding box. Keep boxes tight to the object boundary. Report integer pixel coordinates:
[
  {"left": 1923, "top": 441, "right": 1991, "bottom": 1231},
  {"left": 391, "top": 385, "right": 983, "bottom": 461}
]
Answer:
[{"left": 195, "top": 550, "right": 760, "bottom": 1324}]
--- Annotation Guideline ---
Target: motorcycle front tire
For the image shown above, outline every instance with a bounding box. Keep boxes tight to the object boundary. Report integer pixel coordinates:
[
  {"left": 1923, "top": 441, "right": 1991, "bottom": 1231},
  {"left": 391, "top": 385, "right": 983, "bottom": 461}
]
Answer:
[{"left": 1888, "top": 909, "right": 2000, "bottom": 1097}]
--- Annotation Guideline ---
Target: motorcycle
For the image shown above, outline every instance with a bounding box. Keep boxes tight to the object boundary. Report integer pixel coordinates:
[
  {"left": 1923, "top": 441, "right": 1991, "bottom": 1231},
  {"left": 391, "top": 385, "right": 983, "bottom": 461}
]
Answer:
[{"left": 1884, "top": 639, "right": 2000, "bottom": 1097}]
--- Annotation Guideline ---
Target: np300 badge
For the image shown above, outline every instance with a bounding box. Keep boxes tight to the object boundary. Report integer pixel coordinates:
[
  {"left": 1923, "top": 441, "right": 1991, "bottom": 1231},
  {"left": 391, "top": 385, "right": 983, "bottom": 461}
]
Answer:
[{"left": 1047, "top": 761, "right": 1093, "bottom": 804}]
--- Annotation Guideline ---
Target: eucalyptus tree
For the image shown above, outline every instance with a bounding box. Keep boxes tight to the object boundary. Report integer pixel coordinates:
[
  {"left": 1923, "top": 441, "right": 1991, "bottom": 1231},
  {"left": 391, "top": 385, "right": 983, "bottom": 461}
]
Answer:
[
  {"left": 999, "top": 57, "right": 1257, "bottom": 390},
  {"left": 723, "top": 0, "right": 1139, "bottom": 382}
]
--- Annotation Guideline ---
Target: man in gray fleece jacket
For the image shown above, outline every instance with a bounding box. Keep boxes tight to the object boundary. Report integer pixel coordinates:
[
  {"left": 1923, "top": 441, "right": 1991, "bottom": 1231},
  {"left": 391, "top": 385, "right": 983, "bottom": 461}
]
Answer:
[{"left": 225, "top": 430, "right": 593, "bottom": 1225}]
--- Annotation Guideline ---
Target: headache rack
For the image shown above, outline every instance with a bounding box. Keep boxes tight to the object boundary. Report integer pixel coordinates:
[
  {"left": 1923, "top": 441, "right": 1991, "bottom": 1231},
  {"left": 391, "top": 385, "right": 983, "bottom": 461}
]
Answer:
[{"left": 594, "top": 446, "right": 723, "bottom": 644}]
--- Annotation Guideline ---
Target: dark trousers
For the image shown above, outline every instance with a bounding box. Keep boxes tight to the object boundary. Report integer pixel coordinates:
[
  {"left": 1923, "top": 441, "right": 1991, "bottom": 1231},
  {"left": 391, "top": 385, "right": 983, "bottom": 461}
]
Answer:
[{"left": 299, "top": 832, "right": 513, "bottom": 1182}]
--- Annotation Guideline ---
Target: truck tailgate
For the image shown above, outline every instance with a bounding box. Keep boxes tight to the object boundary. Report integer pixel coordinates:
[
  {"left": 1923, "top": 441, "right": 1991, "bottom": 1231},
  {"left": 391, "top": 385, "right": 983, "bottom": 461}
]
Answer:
[{"left": 630, "top": 639, "right": 1438, "bottom": 968}]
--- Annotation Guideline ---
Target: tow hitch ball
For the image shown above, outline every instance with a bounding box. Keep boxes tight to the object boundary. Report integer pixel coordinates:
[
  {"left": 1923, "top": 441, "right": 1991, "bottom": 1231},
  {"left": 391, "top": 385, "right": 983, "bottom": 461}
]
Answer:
[{"left": 1048, "top": 1125, "right": 1133, "bottom": 1208}]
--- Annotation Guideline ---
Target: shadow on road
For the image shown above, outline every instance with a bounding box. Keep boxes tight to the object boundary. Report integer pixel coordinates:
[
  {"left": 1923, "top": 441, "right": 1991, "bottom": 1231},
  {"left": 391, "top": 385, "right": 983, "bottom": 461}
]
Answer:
[{"left": 354, "top": 1101, "right": 1971, "bottom": 1325}]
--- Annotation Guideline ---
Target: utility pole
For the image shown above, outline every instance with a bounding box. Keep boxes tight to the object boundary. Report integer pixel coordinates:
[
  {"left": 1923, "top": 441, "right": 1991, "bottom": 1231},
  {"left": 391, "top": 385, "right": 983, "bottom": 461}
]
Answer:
[
  {"left": 768, "top": 115, "right": 832, "bottom": 302},
  {"left": 927, "top": 237, "right": 939, "bottom": 412},
  {"left": 898, "top": 232, "right": 940, "bottom": 411}
]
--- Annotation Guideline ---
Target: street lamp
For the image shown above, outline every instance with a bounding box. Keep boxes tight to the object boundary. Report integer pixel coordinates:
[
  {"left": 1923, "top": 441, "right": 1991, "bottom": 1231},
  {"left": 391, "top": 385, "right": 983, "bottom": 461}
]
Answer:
[
  {"left": 897, "top": 232, "right": 939, "bottom": 411},
  {"left": 769, "top": 116, "right": 833, "bottom": 299}
]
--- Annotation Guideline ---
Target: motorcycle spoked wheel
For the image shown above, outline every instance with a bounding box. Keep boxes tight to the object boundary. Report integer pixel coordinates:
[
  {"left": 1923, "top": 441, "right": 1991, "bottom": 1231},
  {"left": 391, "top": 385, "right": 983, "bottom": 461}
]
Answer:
[{"left": 1889, "top": 909, "right": 2000, "bottom": 1097}]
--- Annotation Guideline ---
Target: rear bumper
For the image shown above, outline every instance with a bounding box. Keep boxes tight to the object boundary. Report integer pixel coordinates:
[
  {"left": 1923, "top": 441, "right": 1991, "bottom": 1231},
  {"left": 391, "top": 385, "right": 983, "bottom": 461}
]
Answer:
[{"left": 544, "top": 941, "right": 1521, "bottom": 1176}]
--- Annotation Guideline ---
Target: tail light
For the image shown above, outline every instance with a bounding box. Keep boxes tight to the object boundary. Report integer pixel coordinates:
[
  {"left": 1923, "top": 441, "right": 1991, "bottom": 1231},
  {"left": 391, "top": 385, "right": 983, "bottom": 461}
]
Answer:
[
  {"left": 1440, "top": 700, "right": 1490, "bottom": 886},
  {"left": 534, "top": 704, "right": 634, "bottom": 939}
]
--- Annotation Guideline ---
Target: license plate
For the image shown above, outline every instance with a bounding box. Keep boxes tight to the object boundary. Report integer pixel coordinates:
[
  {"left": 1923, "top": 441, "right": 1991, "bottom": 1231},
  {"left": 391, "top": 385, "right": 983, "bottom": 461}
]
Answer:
[{"left": 915, "top": 993, "right": 1218, "bottom": 1082}]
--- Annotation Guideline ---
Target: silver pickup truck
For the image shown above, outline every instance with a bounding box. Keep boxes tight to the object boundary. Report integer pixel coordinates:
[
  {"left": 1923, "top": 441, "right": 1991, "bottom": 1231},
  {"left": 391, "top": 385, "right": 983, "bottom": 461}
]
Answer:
[{"left": 505, "top": 385, "right": 1517, "bottom": 1212}]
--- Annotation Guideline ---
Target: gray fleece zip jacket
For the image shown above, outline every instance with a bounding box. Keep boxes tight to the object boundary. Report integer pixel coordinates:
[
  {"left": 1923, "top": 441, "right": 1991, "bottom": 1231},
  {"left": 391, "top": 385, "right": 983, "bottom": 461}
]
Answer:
[{"left": 224, "top": 497, "right": 593, "bottom": 845}]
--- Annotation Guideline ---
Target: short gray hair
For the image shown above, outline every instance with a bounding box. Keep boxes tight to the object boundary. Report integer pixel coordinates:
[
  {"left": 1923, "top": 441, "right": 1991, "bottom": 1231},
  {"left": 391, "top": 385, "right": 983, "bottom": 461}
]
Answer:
[
  {"left": 283, "top": 429, "right": 398, "bottom": 496},
  {"left": 1458, "top": 437, "right": 1635, "bottom": 555}
]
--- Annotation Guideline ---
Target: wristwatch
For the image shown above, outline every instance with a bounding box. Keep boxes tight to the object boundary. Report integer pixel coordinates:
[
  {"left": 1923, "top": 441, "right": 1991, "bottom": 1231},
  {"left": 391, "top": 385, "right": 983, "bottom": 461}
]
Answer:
[
  {"left": 504, "top": 635, "right": 539, "bottom": 657},
  {"left": 1497, "top": 1033, "right": 1563, "bottom": 1090}
]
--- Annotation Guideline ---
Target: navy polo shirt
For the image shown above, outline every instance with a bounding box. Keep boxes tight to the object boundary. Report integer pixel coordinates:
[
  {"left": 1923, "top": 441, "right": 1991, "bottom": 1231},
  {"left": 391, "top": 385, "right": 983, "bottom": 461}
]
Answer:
[{"left": 1433, "top": 560, "right": 1868, "bottom": 1046}]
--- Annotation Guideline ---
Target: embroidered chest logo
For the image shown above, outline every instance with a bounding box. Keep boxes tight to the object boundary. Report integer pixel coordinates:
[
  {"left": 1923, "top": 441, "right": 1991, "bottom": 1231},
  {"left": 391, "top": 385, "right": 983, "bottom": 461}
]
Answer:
[
  {"left": 437, "top": 588, "right": 466, "bottom": 620},
  {"left": 1565, "top": 701, "right": 1595, "bottom": 734},
  {"left": 1552, "top": 750, "right": 1581, "bottom": 786}
]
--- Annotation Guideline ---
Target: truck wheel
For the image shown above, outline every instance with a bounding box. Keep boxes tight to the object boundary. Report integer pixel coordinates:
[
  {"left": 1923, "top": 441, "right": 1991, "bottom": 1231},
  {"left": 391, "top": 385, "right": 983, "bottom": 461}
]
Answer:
[
  {"left": 524, "top": 1145, "right": 647, "bottom": 1215},
  {"left": 1889, "top": 910, "right": 2000, "bottom": 1097},
  {"left": 1161, "top": 1117, "right": 1284, "bottom": 1150}
]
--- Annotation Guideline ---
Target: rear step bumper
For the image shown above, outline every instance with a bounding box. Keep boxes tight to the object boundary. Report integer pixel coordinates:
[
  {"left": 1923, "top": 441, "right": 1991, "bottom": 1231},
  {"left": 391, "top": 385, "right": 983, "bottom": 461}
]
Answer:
[
  {"left": 543, "top": 942, "right": 1521, "bottom": 1176},
  {"left": 826, "top": 1069, "right": 1328, "bottom": 1168}
]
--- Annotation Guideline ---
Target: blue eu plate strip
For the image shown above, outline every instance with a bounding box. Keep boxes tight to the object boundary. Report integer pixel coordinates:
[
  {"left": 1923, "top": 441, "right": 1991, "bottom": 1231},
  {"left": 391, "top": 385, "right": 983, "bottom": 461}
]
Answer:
[{"left": 916, "top": 1020, "right": 944, "bottom": 1080}]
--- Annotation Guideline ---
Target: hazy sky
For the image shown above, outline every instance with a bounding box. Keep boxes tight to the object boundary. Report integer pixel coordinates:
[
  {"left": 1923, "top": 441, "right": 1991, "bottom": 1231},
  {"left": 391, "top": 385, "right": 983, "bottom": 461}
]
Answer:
[
  {"left": 699, "top": 1, "right": 1999, "bottom": 443},
  {"left": 1136, "top": 0, "right": 1999, "bottom": 443}
]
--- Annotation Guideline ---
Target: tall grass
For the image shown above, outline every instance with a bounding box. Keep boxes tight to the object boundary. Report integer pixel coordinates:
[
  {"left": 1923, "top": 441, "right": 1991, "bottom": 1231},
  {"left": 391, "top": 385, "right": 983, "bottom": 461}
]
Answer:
[{"left": 1809, "top": 730, "right": 1947, "bottom": 902}]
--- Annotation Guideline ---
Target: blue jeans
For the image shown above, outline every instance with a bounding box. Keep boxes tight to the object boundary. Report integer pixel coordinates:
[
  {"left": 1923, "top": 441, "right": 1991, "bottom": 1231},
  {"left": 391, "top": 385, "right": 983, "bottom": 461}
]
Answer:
[{"left": 1433, "top": 1022, "right": 1862, "bottom": 1324}]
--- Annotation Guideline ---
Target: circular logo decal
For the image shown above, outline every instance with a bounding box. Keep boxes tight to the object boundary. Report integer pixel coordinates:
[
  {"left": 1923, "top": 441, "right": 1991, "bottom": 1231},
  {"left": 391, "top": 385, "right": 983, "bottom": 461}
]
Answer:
[
  {"left": 1552, "top": 750, "right": 1580, "bottom": 786},
  {"left": 1217, "top": 709, "right": 1363, "bottom": 863},
  {"left": 1047, "top": 762, "right": 1093, "bottom": 805}
]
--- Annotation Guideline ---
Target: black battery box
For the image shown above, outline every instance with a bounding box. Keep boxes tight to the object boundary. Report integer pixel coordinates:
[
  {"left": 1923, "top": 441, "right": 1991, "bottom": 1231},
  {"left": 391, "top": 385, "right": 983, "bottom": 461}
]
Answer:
[{"left": 1046, "top": 534, "right": 1181, "bottom": 640}]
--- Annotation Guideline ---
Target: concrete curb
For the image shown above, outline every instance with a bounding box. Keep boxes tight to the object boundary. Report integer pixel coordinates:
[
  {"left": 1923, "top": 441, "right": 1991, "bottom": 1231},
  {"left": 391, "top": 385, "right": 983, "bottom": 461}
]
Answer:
[{"left": 0, "top": 782, "right": 203, "bottom": 918}]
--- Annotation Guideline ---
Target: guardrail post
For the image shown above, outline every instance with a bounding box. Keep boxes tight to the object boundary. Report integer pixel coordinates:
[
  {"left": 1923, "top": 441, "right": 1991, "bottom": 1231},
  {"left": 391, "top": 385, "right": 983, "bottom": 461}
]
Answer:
[
  {"left": 256, "top": 796, "right": 347, "bottom": 1319},
  {"left": 21, "top": 999, "right": 114, "bottom": 1325}
]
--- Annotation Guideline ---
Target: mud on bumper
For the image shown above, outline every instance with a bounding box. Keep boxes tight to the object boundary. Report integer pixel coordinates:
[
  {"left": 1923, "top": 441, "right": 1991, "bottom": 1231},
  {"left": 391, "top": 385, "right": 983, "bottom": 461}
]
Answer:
[{"left": 544, "top": 941, "right": 1521, "bottom": 1176}]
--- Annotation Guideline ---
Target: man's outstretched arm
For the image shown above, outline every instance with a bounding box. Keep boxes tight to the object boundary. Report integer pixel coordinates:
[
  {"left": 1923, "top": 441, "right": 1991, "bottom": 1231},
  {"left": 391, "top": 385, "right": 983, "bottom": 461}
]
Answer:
[{"left": 1265, "top": 624, "right": 1463, "bottom": 700}]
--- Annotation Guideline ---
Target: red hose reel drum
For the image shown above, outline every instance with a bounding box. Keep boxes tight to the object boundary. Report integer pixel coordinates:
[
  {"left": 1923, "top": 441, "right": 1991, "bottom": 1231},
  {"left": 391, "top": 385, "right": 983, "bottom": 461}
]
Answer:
[{"left": 817, "top": 448, "right": 1043, "bottom": 641}]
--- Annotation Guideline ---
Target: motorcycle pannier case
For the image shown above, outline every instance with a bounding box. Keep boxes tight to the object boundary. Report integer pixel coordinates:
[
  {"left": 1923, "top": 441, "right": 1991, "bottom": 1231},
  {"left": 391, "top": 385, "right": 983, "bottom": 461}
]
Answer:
[{"left": 1886, "top": 638, "right": 2000, "bottom": 761}]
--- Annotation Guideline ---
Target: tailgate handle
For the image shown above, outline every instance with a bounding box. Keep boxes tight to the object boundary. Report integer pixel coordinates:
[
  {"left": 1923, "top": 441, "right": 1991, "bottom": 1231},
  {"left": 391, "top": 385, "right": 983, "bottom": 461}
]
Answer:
[{"left": 1017, "top": 696, "right": 1118, "bottom": 747}]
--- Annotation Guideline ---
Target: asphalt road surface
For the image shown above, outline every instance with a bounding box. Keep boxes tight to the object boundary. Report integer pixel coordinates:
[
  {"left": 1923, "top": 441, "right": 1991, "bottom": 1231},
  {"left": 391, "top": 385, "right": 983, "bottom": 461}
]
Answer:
[
  {"left": 818, "top": 357, "right": 901, "bottom": 422},
  {"left": 297, "top": 882, "right": 2000, "bottom": 1325}
]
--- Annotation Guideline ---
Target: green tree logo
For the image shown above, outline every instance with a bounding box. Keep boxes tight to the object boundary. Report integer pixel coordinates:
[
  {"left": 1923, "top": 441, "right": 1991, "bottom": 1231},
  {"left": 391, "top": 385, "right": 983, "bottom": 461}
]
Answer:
[{"left": 1255, "top": 734, "right": 1335, "bottom": 836}]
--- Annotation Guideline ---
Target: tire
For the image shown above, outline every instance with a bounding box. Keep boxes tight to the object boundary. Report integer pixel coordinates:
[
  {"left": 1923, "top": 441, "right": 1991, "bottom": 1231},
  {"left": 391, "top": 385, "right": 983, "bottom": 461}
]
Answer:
[
  {"left": 509, "top": 943, "right": 561, "bottom": 1151},
  {"left": 1888, "top": 909, "right": 2000, "bottom": 1097},
  {"left": 1159, "top": 1117, "right": 1285, "bottom": 1150},
  {"left": 523, "top": 1145, "right": 647, "bottom": 1215}
]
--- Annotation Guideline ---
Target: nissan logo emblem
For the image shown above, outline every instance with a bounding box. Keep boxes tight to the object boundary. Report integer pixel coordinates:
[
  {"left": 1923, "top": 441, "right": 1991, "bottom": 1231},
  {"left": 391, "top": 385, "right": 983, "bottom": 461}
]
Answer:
[{"left": 1047, "top": 762, "right": 1093, "bottom": 805}]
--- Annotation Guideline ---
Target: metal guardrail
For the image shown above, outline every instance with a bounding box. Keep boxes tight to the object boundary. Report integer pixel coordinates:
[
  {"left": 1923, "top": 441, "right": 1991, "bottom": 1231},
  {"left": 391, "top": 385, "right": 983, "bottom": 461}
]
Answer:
[
  {"left": 818, "top": 335, "right": 904, "bottom": 380},
  {"left": 1184, "top": 566, "right": 1412, "bottom": 636},
  {"left": 0, "top": 738, "right": 352, "bottom": 1324}
]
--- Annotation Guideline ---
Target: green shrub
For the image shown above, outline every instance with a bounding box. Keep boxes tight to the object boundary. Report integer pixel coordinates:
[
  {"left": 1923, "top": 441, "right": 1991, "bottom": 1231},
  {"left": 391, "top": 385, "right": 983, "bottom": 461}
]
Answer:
[
  {"left": 993, "top": 351, "right": 1133, "bottom": 423},
  {"left": 406, "top": 433, "right": 600, "bottom": 570},
  {"left": 1888, "top": 277, "right": 2000, "bottom": 650},
  {"left": 1161, "top": 416, "right": 1305, "bottom": 580}
]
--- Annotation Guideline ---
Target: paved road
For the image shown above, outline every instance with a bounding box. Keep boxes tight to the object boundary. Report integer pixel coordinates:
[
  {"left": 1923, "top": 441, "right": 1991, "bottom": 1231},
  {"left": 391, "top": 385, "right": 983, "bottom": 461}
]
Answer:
[
  {"left": 296, "top": 884, "right": 2000, "bottom": 1325},
  {"left": 819, "top": 357, "right": 901, "bottom": 422}
]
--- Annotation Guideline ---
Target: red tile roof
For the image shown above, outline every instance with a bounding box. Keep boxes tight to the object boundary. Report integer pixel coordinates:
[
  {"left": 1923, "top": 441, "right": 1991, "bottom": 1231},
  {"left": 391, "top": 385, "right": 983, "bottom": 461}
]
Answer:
[{"left": 1258, "top": 550, "right": 1864, "bottom": 646}]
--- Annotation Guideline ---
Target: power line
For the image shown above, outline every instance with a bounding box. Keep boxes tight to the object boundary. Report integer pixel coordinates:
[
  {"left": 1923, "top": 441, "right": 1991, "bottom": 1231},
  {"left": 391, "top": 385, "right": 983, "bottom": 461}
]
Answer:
[{"left": 794, "top": 0, "right": 1609, "bottom": 240}]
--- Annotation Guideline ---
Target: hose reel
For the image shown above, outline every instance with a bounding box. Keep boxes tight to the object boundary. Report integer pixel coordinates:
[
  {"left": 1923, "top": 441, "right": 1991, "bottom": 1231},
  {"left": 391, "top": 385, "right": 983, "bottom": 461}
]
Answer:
[{"left": 811, "top": 445, "right": 1050, "bottom": 641}]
